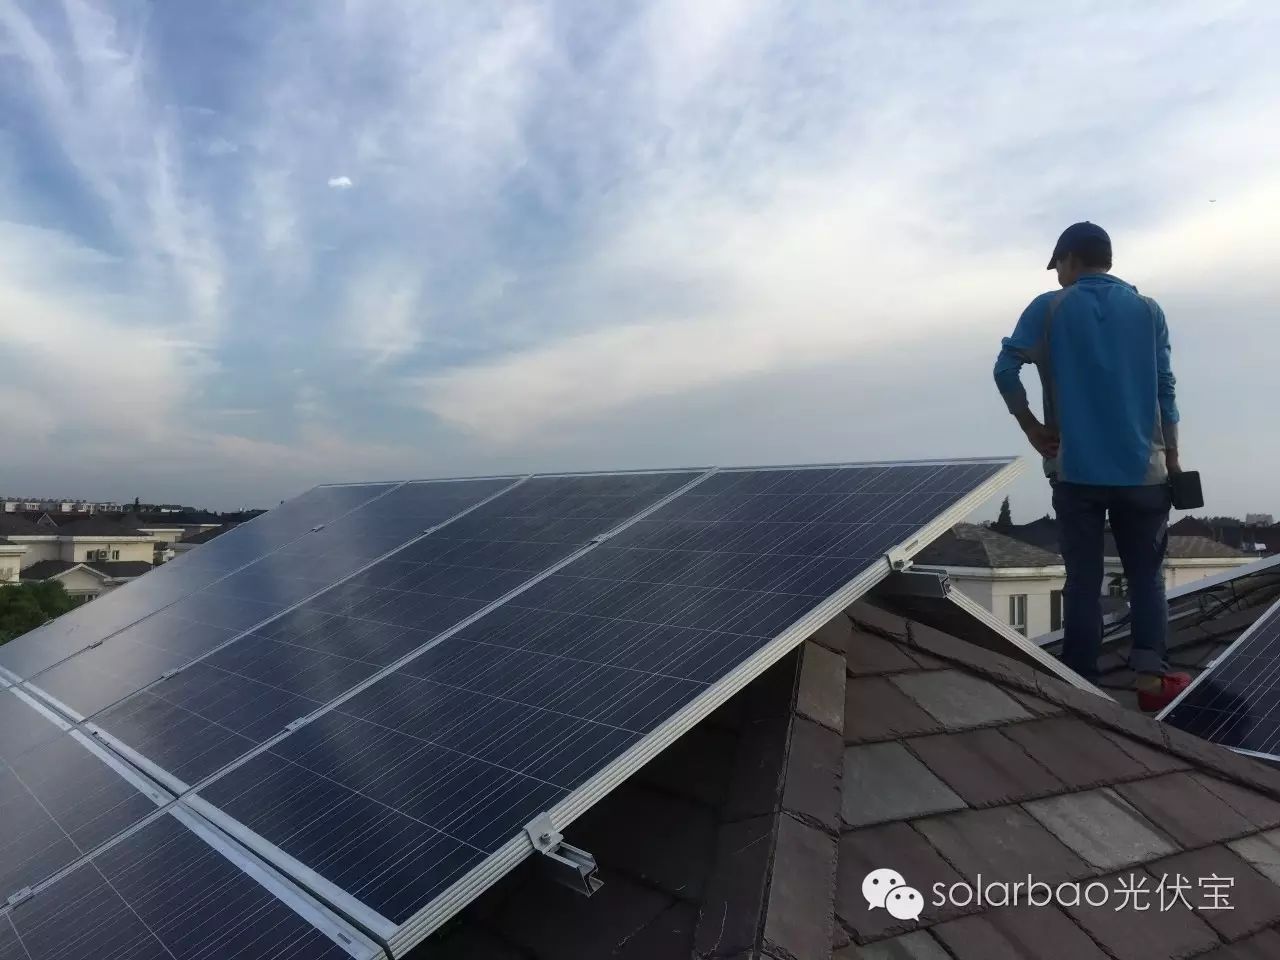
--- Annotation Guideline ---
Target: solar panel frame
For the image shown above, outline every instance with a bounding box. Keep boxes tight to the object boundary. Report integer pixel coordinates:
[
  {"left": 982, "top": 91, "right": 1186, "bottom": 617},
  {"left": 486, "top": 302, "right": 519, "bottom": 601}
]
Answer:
[
  {"left": 875, "top": 575, "right": 1108, "bottom": 697},
  {"left": 1157, "top": 592, "right": 1280, "bottom": 743},
  {"left": 0, "top": 804, "right": 386, "bottom": 960},
  {"left": 0, "top": 686, "right": 172, "bottom": 906},
  {"left": 173, "top": 457, "right": 1021, "bottom": 955}
]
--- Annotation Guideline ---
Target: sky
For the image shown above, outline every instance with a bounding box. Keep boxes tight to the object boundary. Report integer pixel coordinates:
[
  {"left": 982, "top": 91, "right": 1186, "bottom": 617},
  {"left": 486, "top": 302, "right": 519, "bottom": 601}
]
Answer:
[{"left": 1, "top": 1, "right": 1278, "bottom": 520}]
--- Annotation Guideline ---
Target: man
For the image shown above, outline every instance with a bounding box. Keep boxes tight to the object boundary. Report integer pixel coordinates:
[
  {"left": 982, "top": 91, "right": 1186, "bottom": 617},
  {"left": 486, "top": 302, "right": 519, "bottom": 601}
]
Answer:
[{"left": 994, "top": 222, "right": 1189, "bottom": 711}]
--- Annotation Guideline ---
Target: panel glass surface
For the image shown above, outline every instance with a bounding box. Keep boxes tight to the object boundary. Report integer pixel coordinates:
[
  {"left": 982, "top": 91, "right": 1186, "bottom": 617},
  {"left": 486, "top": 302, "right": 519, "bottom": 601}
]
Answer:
[
  {"left": 0, "top": 813, "right": 356, "bottom": 960},
  {"left": 0, "top": 484, "right": 397, "bottom": 682},
  {"left": 1163, "top": 600, "right": 1280, "bottom": 753},
  {"left": 195, "top": 460, "right": 1008, "bottom": 927},
  {"left": 0, "top": 690, "right": 158, "bottom": 904},
  {"left": 93, "top": 472, "right": 699, "bottom": 786},
  {"left": 24, "top": 479, "right": 514, "bottom": 718}
]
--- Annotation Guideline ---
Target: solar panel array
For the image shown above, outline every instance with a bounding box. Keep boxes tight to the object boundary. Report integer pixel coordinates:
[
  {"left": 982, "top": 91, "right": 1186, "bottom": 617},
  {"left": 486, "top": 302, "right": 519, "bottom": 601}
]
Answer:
[
  {"left": 1161, "top": 596, "right": 1280, "bottom": 756},
  {"left": 0, "top": 460, "right": 1018, "bottom": 958}
]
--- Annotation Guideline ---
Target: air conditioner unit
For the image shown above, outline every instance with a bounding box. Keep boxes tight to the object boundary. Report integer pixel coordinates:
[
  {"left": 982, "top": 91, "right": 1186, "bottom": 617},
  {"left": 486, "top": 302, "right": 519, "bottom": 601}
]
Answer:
[{"left": 94, "top": 549, "right": 109, "bottom": 561}]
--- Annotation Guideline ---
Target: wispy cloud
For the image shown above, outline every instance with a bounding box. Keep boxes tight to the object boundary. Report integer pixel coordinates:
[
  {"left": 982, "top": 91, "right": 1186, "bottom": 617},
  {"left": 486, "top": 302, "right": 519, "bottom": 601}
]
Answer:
[{"left": 1, "top": 0, "right": 1279, "bottom": 514}]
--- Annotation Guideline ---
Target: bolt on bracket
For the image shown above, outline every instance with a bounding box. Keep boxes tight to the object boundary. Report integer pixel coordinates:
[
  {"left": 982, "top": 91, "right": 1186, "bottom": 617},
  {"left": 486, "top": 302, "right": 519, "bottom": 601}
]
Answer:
[{"left": 524, "top": 813, "right": 602, "bottom": 898}]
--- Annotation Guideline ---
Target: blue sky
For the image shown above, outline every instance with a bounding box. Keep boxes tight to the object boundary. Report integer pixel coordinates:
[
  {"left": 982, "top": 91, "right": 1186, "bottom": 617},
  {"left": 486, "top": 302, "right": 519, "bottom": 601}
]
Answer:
[{"left": 2, "top": 1, "right": 1278, "bottom": 518}]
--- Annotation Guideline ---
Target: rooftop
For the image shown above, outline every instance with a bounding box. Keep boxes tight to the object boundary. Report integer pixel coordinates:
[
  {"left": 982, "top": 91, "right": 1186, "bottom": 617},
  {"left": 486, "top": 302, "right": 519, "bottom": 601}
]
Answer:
[
  {"left": 421, "top": 596, "right": 1280, "bottom": 960},
  {"left": 20, "top": 559, "right": 153, "bottom": 581},
  {"left": 915, "top": 524, "right": 1064, "bottom": 569},
  {"left": 1003, "top": 518, "right": 1253, "bottom": 561},
  {"left": 178, "top": 523, "right": 239, "bottom": 545}
]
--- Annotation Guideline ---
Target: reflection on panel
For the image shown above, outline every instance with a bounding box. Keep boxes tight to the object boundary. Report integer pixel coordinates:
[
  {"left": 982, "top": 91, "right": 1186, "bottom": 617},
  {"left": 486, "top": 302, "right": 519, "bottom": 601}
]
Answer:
[
  {"left": 94, "top": 471, "right": 699, "bottom": 786},
  {"left": 0, "top": 484, "right": 397, "bottom": 682},
  {"left": 25, "top": 479, "right": 515, "bottom": 718}
]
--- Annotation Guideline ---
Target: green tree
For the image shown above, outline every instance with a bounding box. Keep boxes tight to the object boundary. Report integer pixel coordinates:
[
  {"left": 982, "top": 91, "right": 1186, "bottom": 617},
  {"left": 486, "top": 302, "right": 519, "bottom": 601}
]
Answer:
[
  {"left": 0, "top": 581, "right": 77, "bottom": 645},
  {"left": 995, "top": 496, "right": 1013, "bottom": 530}
]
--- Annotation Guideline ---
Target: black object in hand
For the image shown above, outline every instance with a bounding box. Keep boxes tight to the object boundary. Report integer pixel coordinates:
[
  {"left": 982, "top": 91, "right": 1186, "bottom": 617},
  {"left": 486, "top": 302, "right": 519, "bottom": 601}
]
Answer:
[{"left": 1169, "top": 470, "right": 1204, "bottom": 510}]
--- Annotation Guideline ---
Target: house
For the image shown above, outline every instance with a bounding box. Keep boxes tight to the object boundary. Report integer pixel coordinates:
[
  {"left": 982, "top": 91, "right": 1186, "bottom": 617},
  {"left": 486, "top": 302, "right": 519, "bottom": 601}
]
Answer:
[
  {"left": 912, "top": 524, "right": 1066, "bottom": 638},
  {"left": 0, "top": 512, "right": 173, "bottom": 600},
  {"left": 1004, "top": 516, "right": 1257, "bottom": 594},
  {"left": 19, "top": 559, "right": 154, "bottom": 602},
  {"left": 420, "top": 597, "right": 1280, "bottom": 960}
]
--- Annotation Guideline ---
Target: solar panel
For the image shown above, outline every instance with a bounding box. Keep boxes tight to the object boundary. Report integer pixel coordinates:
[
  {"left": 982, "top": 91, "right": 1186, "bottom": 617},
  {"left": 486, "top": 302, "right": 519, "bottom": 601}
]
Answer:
[
  {"left": 0, "top": 482, "right": 404, "bottom": 685},
  {"left": 1159, "top": 595, "right": 1280, "bottom": 758},
  {"left": 0, "top": 808, "right": 384, "bottom": 960},
  {"left": 175, "top": 458, "right": 1018, "bottom": 955},
  {"left": 13, "top": 477, "right": 521, "bottom": 719},
  {"left": 0, "top": 687, "right": 170, "bottom": 906},
  {"left": 83, "top": 471, "right": 701, "bottom": 789}
]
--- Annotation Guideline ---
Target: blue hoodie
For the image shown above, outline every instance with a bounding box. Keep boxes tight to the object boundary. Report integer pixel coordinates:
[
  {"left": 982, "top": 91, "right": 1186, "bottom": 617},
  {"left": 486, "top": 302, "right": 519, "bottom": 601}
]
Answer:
[{"left": 994, "top": 273, "right": 1179, "bottom": 486}]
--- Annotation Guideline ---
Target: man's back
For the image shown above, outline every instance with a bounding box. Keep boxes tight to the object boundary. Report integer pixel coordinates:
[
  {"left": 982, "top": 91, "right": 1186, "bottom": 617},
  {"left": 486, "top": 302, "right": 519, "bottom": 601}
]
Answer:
[{"left": 997, "top": 273, "right": 1178, "bottom": 487}]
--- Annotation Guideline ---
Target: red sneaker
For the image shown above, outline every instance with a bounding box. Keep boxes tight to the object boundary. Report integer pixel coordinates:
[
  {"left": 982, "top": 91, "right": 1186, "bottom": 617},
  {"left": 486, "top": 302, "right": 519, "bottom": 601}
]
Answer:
[{"left": 1137, "top": 673, "right": 1192, "bottom": 713}]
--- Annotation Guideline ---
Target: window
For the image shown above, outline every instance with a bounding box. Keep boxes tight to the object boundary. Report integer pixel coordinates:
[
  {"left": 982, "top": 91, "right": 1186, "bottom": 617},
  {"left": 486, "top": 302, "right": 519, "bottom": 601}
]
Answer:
[
  {"left": 1050, "top": 590, "right": 1063, "bottom": 632},
  {"left": 1108, "top": 575, "right": 1127, "bottom": 598},
  {"left": 1008, "top": 594, "right": 1028, "bottom": 636},
  {"left": 111, "top": 550, "right": 120, "bottom": 560}
]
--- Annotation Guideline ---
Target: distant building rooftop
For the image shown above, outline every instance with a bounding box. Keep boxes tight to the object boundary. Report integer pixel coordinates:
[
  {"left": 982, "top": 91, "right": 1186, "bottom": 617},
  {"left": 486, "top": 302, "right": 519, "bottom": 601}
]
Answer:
[{"left": 915, "top": 523, "right": 1064, "bottom": 569}]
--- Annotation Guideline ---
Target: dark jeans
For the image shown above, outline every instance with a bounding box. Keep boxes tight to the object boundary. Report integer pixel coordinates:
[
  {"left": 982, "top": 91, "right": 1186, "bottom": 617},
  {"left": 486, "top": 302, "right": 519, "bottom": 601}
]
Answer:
[{"left": 1053, "top": 482, "right": 1171, "bottom": 682}]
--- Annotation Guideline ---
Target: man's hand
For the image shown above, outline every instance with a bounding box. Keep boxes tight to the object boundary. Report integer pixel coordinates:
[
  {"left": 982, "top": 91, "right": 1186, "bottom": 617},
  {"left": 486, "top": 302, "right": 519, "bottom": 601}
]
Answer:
[
  {"left": 1023, "top": 421, "right": 1060, "bottom": 459},
  {"left": 1166, "top": 448, "right": 1182, "bottom": 474}
]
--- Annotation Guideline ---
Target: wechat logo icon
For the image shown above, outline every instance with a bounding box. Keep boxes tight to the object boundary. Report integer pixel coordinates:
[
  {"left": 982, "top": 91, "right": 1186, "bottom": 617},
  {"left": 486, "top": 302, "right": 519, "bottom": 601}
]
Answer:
[{"left": 863, "top": 868, "right": 924, "bottom": 922}]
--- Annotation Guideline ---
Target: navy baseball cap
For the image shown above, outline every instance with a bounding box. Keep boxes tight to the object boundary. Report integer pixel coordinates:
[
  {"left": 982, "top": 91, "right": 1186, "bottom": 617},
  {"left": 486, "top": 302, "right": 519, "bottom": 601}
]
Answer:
[{"left": 1048, "top": 221, "right": 1111, "bottom": 269}]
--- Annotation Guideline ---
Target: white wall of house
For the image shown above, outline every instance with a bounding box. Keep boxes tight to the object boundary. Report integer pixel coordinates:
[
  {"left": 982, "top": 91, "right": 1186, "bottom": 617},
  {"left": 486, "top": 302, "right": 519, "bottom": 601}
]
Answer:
[
  {"left": 923, "top": 565, "right": 1067, "bottom": 639},
  {"left": 58, "top": 539, "right": 154, "bottom": 564},
  {"left": 1103, "top": 557, "right": 1256, "bottom": 594},
  {"left": 9, "top": 538, "right": 58, "bottom": 567},
  {"left": 46, "top": 567, "right": 110, "bottom": 599},
  {"left": 0, "top": 546, "right": 23, "bottom": 583}
]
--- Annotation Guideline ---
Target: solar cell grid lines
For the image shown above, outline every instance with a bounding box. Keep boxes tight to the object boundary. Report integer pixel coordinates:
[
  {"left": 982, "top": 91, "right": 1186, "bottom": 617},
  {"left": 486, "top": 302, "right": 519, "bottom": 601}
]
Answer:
[
  {"left": 0, "top": 482, "right": 404, "bottom": 686},
  {"left": 184, "top": 458, "right": 1019, "bottom": 953},
  {"left": 0, "top": 810, "right": 383, "bottom": 960},
  {"left": 1162, "top": 596, "right": 1280, "bottom": 756},
  {"left": 85, "top": 470, "right": 702, "bottom": 788},
  {"left": 0, "top": 689, "right": 163, "bottom": 908}
]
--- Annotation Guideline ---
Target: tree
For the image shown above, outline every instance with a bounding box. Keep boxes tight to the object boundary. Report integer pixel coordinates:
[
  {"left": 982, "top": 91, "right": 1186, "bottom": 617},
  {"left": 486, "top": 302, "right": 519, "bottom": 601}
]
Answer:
[
  {"left": 995, "top": 497, "right": 1013, "bottom": 530},
  {"left": 0, "top": 582, "right": 77, "bottom": 645}
]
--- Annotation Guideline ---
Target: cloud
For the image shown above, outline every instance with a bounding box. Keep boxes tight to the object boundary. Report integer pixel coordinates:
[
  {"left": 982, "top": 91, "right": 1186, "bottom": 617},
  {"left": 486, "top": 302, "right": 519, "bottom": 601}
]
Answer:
[
  {"left": 204, "top": 137, "right": 239, "bottom": 157},
  {"left": 2, "top": 0, "right": 1280, "bottom": 517}
]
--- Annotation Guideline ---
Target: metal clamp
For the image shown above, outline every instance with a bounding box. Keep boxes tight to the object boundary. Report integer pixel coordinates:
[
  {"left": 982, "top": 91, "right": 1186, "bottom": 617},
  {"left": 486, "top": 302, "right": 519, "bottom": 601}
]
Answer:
[
  {"left": 524, "top": 813, "right": 602, "bottom": 897},
  {"left": 884, "top": 544, "right": 916, "bottom": 572},
  {"left": 7, "top": 886, "right": 32, "bottom": 908}
]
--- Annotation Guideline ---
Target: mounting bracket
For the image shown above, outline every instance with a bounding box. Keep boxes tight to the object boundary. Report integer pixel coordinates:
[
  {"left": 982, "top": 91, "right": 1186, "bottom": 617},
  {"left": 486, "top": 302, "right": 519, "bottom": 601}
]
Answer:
[
  {"left": 877, "top": 569, "right": 952, "bottom": 600},
  {"left": 524, "top": 813, "right": 602, "bottom": 897}
]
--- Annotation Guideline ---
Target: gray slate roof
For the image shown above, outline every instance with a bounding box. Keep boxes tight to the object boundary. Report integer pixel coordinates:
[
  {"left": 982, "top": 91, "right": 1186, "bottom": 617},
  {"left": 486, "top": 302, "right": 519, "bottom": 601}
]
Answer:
[
  {"left": 1003, "top": 518, "right": 1250, "bottom": 561},
  {"left": 915, "top": 524, "right": 1064, "bottom": 569}
]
